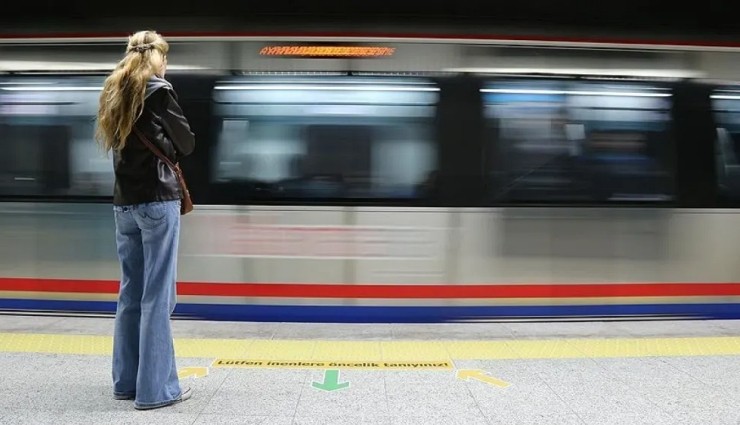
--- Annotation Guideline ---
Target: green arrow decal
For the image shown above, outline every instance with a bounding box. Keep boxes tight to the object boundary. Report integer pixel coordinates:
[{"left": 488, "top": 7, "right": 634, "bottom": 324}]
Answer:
[{"left": 311, "top": 369, "right": 350, "bottom": 392}]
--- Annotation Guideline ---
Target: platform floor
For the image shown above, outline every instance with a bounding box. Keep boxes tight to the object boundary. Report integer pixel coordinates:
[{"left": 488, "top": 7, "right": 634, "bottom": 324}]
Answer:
[{"left": 1, "top": 315, "right": 740, "bottom": 424}]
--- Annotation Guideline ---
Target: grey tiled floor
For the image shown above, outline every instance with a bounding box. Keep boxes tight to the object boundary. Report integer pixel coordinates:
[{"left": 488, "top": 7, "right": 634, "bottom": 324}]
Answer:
[{"left": 1, "top": 315, "right": 740, "bottom": 424}]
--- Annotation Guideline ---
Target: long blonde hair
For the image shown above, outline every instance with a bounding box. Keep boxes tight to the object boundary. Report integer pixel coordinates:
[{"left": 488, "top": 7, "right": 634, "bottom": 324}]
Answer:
[{"left": 96, "top": 30, "right": 169, "bottom": 152}]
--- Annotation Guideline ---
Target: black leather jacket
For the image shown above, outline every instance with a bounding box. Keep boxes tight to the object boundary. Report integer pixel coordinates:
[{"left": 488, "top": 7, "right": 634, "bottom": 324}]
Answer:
[{"left": 112, "top": 76, "right": 195, "bottom": 206}]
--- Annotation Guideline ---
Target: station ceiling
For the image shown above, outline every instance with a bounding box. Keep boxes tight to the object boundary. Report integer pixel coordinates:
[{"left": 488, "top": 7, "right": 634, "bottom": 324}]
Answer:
[{"left": 2, "top": 0, "right": 737, "bottom": 39}]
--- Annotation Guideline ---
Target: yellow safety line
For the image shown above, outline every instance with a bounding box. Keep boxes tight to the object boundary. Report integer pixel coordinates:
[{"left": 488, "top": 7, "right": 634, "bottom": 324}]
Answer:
[{"left": 1, "top": 332, "right": 740, "bottom": 360}]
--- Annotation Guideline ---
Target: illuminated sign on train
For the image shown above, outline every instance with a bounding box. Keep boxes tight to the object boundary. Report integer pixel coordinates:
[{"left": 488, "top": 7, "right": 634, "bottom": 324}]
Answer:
[{"left": 259, "top": 45, "right": 396, "bottom": 58}]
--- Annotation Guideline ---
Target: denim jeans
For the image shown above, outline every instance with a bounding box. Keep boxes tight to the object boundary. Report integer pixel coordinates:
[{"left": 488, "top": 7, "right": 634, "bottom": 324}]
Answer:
[{"left": 111, "top": 200, "right": 183, "bottom": 409}]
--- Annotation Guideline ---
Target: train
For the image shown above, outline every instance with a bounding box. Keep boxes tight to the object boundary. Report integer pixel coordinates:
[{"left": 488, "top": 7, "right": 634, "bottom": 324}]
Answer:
[{"left": 0, "top": 31, "right": 739, "bottom": 322}]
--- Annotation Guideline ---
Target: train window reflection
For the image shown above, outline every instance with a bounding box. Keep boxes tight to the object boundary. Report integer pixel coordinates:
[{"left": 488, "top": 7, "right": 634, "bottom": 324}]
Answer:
[
  {"left": 0, "top": 76, "right": 112, "bottom": 198},
  {"left": 211, "top": 77, "right": 438, "bottom": 202},
  {"left": 712, "top": 88, "right": 740, "bottom": 200},
  {"left": 483, "top": 79, "right": 675, "bottom": 203},
  {"left": 0, "top": 124, "right": 70, "bottom": 196}
]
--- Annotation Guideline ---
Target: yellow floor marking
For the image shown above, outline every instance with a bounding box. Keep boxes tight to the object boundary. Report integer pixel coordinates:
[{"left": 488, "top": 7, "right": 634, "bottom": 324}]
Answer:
[
  {"left": 211, "top": 358, "right": 454, "bottom": 370},
  {"left": 312, "top": 341, "right": 383, "bottom": 361},
  {"left": 174, "top": 338, "right": 253, "bottom": 358},
  {"left": 0, "top": 333, "right": 112, "bottom": 355},
  {"left": 2, "top": 332, "right": 740, "bottom": 360},
  {"left": 445, "top": 340, "right": 520, "bottom": 359},
  {"left": 178, "top": 366, "right": 209, "bottom": 379},
  {"left": 381, "top": 341, "right": 449, "bottom": 361},
  {"left": 456, "top": 369, "right": 510, "bottom": 387},
  {"left": 504, "top": 339, "right": 586, "bottom": 359}
]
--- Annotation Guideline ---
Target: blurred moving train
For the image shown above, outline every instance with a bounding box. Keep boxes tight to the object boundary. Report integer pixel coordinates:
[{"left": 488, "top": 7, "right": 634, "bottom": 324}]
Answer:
[{"left": 1, "top": 31, "right": 740, "bottom": 322}]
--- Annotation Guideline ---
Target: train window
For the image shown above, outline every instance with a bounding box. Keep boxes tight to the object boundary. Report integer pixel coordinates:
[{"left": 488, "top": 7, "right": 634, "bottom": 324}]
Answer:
[
  {"left": 0, "top": 76, "right": 112, "bottom": 198},
  {"left": 0, "top": 124, "right": 70, "bottom": 196},
  {"left": 483, "top": 79, "right": 675, "bottom": 203},
  {"left": 211, "top": 77, "right": 438, "bottom": 202},
  {"left": 712, "top": 87, "right": 740, "bottom": 201}
]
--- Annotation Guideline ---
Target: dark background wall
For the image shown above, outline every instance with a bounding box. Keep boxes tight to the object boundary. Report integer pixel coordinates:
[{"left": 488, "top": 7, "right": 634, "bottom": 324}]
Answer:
[{"left": 1, "top": 0, "right": 737, "bottom": 39}]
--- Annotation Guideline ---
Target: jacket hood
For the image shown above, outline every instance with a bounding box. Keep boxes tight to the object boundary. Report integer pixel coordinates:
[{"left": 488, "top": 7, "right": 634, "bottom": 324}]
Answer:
[{"left": 145, "top": 75, "right": 172, "bottom": 99}]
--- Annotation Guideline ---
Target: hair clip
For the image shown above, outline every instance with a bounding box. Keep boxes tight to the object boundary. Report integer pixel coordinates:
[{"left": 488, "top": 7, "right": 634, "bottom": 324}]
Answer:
[{"left": 127, "top": 43, "right": 154, "bottom": 53}]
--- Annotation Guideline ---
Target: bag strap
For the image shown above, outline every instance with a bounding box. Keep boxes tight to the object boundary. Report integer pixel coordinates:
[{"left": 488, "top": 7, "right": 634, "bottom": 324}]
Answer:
[{"left": 132, "top": 126, "right": 178, "bottom": 171}]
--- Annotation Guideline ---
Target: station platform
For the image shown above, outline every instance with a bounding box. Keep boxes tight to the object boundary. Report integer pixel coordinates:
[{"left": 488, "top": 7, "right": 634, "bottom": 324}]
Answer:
[{"left": 1, "top": 315, "right": 739, "bottom": 425}]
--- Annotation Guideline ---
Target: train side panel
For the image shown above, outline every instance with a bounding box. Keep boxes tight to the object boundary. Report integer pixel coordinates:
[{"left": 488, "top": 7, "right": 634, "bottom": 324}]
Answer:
[{"left": 2, "top": 203, "right": 740, "bottom": 322}]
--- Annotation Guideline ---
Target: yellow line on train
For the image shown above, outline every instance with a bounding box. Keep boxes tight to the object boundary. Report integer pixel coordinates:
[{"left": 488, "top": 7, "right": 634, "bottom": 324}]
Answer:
[{"left": 1, "top": 332, "right": 740, "bottom": 360}]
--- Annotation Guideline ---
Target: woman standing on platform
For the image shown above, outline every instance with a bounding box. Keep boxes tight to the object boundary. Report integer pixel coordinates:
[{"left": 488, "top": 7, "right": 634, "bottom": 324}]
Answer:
[{"left": 95, "top": 30, "right": 195, "bottom": 410}]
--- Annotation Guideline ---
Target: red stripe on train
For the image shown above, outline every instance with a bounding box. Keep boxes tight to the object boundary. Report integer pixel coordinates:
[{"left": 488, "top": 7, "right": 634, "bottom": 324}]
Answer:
[{"left": 1, "top": 278, "right": 740, "bottom": 299}]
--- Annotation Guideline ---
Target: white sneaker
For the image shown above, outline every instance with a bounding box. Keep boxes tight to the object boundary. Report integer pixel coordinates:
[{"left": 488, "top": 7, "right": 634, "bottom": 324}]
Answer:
[
  {"left": 178, "top": 387, "right": 193, "bottom": 403},
  {"left": 134, "top": 387, "right": 192, "bottom": 410}
]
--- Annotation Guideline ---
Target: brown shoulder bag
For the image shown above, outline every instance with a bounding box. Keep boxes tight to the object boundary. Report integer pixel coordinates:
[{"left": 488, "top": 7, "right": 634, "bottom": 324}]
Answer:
[{"left": 133, "top": 127, "right": 193, "bottom": 215}]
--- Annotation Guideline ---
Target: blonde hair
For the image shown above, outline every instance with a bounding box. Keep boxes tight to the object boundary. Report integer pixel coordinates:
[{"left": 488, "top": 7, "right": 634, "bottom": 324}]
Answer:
[{"left": 95, "top": 30, "right": 169, "bottom": 152}]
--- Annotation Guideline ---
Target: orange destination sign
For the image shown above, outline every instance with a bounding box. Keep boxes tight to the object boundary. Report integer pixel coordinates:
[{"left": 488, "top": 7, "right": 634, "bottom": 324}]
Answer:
[{"left": 259, "top": 45, "right": 396, "bottom": 58}]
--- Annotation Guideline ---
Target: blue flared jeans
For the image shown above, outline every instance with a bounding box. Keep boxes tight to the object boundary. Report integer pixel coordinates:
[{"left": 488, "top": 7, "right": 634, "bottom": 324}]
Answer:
[{"left": 111, "top": 200, "right": 182, "bottom": 409}]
